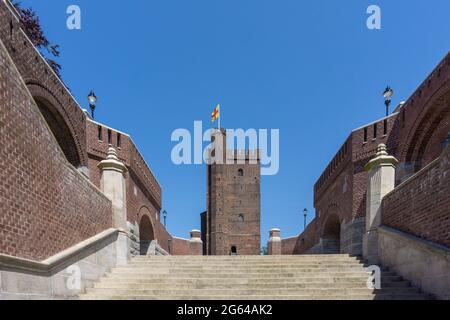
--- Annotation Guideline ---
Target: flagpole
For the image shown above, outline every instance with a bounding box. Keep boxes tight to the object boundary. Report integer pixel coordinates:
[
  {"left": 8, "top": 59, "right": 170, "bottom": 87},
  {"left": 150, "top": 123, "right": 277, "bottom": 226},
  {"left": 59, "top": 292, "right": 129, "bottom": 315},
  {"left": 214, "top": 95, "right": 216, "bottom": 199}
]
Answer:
[{"left": 218, "top": 104, "right": 221, "bottom": 130}]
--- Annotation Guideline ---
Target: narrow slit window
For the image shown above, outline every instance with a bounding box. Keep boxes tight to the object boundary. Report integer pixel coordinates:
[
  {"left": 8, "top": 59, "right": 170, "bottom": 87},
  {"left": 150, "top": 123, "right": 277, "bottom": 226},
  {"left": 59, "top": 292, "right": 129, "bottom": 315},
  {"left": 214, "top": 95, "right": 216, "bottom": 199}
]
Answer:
[
  {"left": 117, "top": 133, "right": 121, "bottom": 148},
  {"left": 373, "top": 123, "right": 377, "bottom": 139},
  {"left": 383, "top": 120, "right": 388, "bottom": 135},
  {"left": 98, "top": 126, "right": 102, "bottom": 141},
  {"left": 364, "top": 127, "right": 368, "bottom": 143},
  {"left": 108, "top": 129, "right": 112, "bottom": 144}
]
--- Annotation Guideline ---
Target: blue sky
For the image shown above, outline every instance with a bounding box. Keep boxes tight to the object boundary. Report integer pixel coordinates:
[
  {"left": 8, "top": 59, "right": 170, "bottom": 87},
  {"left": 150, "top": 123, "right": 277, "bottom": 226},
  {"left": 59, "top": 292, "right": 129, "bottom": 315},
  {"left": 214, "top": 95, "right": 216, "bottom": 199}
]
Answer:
[{"left": 22, "top": 0, "right": 450, "bottom": 245}]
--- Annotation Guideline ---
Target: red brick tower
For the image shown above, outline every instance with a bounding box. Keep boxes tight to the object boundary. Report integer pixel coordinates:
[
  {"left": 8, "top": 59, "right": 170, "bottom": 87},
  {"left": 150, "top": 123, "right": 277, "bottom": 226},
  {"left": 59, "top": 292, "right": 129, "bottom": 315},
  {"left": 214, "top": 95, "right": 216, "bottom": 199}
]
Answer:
[{"left": 202, "top": 129, "right": 261, "bottom": 255}]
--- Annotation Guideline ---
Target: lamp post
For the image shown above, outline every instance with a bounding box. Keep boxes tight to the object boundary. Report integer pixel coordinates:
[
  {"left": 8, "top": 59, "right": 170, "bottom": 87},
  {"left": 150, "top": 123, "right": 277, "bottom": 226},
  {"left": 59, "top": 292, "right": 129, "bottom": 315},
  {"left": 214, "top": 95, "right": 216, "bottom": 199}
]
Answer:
[
  {"left": 162, "top": 210, "right": 168, "bottom": 228},
  {"left": 303, "top": 208, "right": 308, "bottom": 230},
  {"left": 383, "top": 86, "right": 394, "bottom": 117},
  {"left": 87, "top": 90, "right": 97, "bottom": 119}
]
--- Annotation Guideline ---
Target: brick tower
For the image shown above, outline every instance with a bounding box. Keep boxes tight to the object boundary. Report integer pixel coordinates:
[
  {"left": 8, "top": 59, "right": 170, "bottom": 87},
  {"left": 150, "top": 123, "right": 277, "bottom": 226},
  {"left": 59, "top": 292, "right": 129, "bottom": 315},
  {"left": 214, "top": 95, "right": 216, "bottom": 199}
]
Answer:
[{"left": 201, "top": 129, "right": 261, "bottom": 255}]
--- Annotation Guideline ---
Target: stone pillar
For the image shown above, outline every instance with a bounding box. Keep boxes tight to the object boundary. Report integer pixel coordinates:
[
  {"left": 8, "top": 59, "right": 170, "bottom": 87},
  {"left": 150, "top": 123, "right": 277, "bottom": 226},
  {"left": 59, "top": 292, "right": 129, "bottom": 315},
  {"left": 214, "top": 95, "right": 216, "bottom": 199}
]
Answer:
[
  {"left": 189, "top": 230, "right": 203, "bottom": 255},
  {"left": 98, "top": 146, "right": 128, "bottom": 230},
  {"left": 363, "top": 144, "right": 398, "bottom": 265},
  {"left": 268, "top": 229, "right": 281, "bottom": 255},
  {"left": 98, "top": 146, "right": 130, "bottom": 265}
]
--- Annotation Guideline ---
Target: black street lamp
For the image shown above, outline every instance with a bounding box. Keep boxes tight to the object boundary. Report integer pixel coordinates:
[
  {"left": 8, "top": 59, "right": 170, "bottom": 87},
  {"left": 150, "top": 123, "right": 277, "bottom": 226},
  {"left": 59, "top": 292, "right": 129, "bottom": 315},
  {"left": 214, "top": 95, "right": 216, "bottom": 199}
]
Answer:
[
  {"left": 87, "top": 90, "right": 97, "bottom": 119},
  {"left": 162, "top": 210, "right": 168, "bottom": 227},
  {"left": 383, "top": 86, "right": 394, "bottom": 117},
  {"left": 303, "top": 208, "right": 308, "bottom": 230}
]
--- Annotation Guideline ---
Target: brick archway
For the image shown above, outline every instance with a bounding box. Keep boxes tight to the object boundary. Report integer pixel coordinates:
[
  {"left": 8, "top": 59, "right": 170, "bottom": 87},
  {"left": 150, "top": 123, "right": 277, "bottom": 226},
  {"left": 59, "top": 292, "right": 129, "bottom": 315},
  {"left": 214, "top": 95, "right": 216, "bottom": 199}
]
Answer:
[
  {"left": 139, "top": 211, "right": 155, "bottom": 255},
  {"left": 26, "top": 81, "right": 86, "bottom": 168},
  {"left": 399, "top": 74, "right": 450, "bottom": 172},
  {"left": 321, "top": 205, "right": 342, "bottom": 254},
  {"left": 33, "top": 96, "right": 82, "bottom": 168}
]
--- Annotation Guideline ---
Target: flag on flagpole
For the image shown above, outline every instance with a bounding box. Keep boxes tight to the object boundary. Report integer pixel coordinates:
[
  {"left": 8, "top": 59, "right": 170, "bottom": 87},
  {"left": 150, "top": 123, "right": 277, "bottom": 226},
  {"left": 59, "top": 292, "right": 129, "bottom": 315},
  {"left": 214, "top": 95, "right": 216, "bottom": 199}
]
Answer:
[{"left": 211, "top": 104, "right": 220, "bottom": 128}]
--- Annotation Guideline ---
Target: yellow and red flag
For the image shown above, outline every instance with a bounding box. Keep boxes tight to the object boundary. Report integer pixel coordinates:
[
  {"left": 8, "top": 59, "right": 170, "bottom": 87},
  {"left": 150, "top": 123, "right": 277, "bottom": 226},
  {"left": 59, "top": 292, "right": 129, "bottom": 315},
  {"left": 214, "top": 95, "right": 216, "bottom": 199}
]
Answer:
[{"left": 211, "top": 104, "right": 220, "bottom": 123}]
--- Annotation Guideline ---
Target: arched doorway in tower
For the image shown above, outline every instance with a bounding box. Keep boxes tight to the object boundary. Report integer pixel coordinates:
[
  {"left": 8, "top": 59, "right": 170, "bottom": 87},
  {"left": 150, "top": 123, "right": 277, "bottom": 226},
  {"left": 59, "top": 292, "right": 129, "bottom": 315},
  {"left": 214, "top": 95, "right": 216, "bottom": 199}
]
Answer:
[
  {"left": 139, "top": 214, "right": 155, "bottom": 255},
  {"left": 33, "top": 96, "right": 81, "bottom": 168},
  {"left": 321, "top": 214, "right": 341, "bottom": 254}
]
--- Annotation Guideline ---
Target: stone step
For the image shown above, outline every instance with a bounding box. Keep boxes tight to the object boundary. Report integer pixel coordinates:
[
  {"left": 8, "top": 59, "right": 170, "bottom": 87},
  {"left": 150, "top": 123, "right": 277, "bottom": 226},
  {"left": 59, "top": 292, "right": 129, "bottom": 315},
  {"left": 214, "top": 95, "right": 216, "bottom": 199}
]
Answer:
[
  {"left": 92, "top": 281, "right": 411, "bottom": 290},
  {"left": 101, "top": 274, "right": 403, "bottom": 285},
  {"left": 78, "top": 254, "right": 428, "bottom": 300},
  {"left": 126, "top": 262, "right": 368, "bottom": 268},
  {"left": 96, "top": 275, "right": 404, "bottom": 285},
  {"left": 104, "top": 271, "right": 375, "bottom": 279},
  {"left": 85, "top": 287, "right": 421, "bottom": 296},
  {"left": 134, "top": 255, "right": 362, "bottom": 261},
  {"left": 111, "top": 267, "right": 370, "bottom": 274},
  {"left": 80, "top": 294, "right": 429, "bottom": 300}
]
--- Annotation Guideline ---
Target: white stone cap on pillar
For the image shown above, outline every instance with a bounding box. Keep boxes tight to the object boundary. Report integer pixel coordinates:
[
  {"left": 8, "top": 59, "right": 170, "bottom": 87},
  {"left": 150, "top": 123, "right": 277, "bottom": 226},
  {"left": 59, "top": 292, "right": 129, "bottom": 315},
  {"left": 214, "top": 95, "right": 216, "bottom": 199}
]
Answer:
[
  {"left": 269, "top": 228, "right": 281, "bottom": 240},
  {"left": 190, "top": 230, "right": 202, "bottom": 243},
  {"left": 364, "top": 144, "right": 399, "bottom": 172},
  {"left": 98, "top": 145, "right": 128, "bottom": 173}
]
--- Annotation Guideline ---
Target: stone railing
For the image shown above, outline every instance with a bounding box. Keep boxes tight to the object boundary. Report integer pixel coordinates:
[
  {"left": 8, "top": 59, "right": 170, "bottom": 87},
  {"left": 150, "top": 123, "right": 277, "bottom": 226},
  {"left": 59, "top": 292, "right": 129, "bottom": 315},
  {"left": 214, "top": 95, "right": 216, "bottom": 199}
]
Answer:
[{"left": 146, "top": 240, "right": 170, "bottom": 256}]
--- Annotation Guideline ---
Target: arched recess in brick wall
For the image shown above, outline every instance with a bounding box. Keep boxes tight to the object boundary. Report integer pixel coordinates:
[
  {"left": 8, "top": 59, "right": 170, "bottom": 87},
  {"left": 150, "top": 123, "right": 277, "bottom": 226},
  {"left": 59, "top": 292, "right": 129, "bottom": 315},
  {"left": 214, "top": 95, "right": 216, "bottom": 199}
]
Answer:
[
  {"left": 401, "top": 80, "right": 450, "bottom": 171},
  {"left": 139, "top": 208, "right": 155, "bottom": 255},
  {"left": 321, "top": 205, "right": 342, "bottom": 254},
  {"left": 26, "top": 82, "right": 84, "bottom": 168}
]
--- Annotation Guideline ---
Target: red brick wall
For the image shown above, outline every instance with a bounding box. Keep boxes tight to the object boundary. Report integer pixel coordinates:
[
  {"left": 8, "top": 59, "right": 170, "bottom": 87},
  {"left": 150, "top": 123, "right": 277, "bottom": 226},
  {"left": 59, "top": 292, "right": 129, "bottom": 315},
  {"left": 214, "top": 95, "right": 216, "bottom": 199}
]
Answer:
[
  {"left": 0, "top": 37, "right": 112, "bottom": 261},
  {"left": 0, "top": 2, "right": 88, "bottom": 168},
  {"left": 281, "top": 219, "right": 318, "bottom": 254},
  {"left": 350, "top": 115, "right": 400, "bottom": 218},
  {"left": 85, "top": 120, "right": 174, "bottom": 252},
  {"left": 280, "top": 237, "right": 297, "bottom": 255},
  {"left": 382, "top": 147, "right": 450, "bottom": 248},
  {"left": 312, "top": 115, "right": 398, "bottom": 239},
  {"left": 171, "top": 238, "right": 191, "bottom": 255},
  {"left": 395, "top": 52, "right": 450, "bottom": 169},
  {"left": 86, "top": 120, "right": 161, "bottom": 211}
]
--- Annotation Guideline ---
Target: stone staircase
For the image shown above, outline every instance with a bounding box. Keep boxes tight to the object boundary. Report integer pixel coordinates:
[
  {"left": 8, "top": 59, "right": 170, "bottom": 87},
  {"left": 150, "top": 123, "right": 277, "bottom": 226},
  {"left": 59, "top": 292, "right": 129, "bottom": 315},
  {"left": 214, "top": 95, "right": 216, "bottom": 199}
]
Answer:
[{"left": 79, "top": 255, "right": 432, "bottom": 300}]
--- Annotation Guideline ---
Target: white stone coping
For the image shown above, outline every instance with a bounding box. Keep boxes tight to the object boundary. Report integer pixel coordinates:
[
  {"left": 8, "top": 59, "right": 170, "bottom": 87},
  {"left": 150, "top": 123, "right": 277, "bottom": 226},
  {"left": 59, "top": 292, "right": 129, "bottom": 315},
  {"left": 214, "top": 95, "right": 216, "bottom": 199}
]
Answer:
[
  {"left": 352, "top": 112, "right": 399, "bottom": 132},
  {"left": 378, "top": 226, "right": 450, "bottom": 256},
  {"left": 280, "top": 236, "right": 301, "bottom": 241},
  {"left": 0, "top": 228, "right": 119, "bottom": 276}
]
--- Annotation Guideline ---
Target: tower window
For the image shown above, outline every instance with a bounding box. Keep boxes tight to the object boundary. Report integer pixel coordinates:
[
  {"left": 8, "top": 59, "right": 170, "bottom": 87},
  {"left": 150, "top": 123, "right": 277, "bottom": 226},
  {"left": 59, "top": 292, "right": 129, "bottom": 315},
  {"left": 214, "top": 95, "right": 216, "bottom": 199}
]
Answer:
[
  {"left": 373, "top": 123, "right": 377, "bottom": 139},
  {"left": 108, "top": 129, "right": 112, "bottom": 144},
  {"left": 238, "top": 214, "right": 245, "bottom": 222},
  {"left": 238, "top": 169, "right": 244, "bottom": 177},
  {"left": 98, "top": 125, "right": 102, "bottom": 141},
  {"left": 383, "top": 120, "right": 388, "bottom": 135},
  {"left": 230, "top": 246, "right": 237, "bottom": 256},
  {"left": 117, "top": 133, "right": 121, "bottom": 148},
  {"left": 364, "top": 127, "right": 368, "bottom": 143}
]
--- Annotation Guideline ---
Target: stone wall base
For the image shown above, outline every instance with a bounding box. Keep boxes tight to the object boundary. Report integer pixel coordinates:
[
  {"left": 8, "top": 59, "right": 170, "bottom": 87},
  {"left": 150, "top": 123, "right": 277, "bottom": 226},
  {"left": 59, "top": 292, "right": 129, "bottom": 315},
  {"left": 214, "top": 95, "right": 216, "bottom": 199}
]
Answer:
[
  {"left": 0, "top": 228, "right": 129, "bottom": 300},
  {"left": 378, "top": 226, "right": 450, "bottom": 300},
  {"left": 341, "top": 218, "right": 365, "bottom": 256}
]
